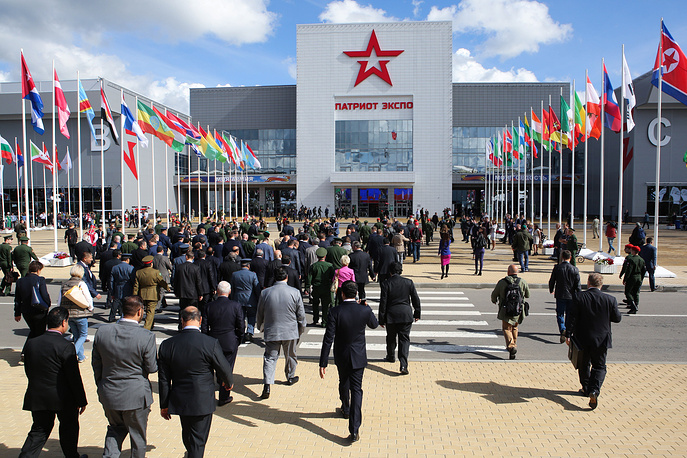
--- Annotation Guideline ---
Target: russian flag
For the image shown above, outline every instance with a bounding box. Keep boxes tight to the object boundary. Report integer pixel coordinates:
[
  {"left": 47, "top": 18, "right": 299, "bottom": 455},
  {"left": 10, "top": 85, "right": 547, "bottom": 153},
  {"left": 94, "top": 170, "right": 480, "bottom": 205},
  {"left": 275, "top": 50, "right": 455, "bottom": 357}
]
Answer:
[
  {"left": 20, "top": 52, "right": 44, "bottom": 135},
  {"left": 603, "top": 63, "right": 622, "bottom": 133}
]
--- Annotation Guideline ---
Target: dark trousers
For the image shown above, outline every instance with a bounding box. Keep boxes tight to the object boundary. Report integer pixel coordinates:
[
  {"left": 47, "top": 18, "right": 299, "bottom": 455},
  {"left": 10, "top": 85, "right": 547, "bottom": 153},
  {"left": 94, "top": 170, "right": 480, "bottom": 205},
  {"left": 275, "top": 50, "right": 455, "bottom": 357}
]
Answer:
[
  {"left": 578, "top": 346, "right": 608, "bottom": 396},
  {"left": 68, "top": 243, "right": 77, "bottom": 262},
  {"left": 311, "top": 288, "right": 332, "bottom": 324},
  {"left": 179, "top": 414, "right": 212, "bottom": 458},
  {"left": 336, "top": 365, "right": 364, "bottom": 435},
  {"left": 647, "top": 268, "right": 656, "bottom": 291},
  {"left": 385, "top": 322, "right": 413, "bottom": 369},
  {"left": 22, "top": 312, "right": 47, "bottom": 353},
  {"left": 356, "top": 282, "right": 367, "bottom": 301},
  {"left": 103, "top": 406, "right": 150, "bottom": 458},
  {"left": 20, "top": 408, "right": 80, "bottom": 458},
  {"left": 1, "top": 266, "right": 13, "bottom": 294},
  {"left": 625, "top": 278, "right": 642, "bottom": 309},
  {"left": 474, "top": 248, "right": 485, "bottom": 273},
  {"left": 218, "top": 350, "right": 238, "bottom": 402}
]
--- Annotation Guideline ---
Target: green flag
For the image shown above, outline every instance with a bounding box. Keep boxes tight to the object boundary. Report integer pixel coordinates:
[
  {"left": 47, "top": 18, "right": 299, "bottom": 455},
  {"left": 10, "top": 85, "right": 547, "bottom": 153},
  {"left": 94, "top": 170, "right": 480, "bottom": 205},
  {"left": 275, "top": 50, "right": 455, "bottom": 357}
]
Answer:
[{"left": 560, "top": 95, "right": 571, "bottom": 133}]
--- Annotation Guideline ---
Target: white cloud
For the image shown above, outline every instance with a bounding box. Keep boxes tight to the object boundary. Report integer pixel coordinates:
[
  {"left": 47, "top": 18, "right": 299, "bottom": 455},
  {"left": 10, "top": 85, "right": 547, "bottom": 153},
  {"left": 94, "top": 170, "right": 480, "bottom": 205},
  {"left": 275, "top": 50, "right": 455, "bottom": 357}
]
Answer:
[
  {"left": 428, "top": 0, "right": 572, "bottom": 60},
  {"left": 319, "top": 0, "right": 398, "bottom": 23},
  {"left": 452, "top": 48, "right": 538, "bottom": 82},
  {"left": 283, "top": 57, "right": 297, "bottom": 80},
  {"left": 412, "top": 0, "right": 424, "bottom": 18},
  {"left": 0, "top": 0, "right": 278, "bottom": 112}
]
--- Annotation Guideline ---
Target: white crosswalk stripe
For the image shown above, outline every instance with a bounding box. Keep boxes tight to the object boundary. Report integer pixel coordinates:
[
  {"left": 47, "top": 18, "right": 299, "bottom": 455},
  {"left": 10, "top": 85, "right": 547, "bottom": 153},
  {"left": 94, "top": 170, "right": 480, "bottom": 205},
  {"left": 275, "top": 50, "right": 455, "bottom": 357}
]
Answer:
[
  {"left": 413, "top": 320, "right": 489, "bottom": 326},
  {"left": 307, "top": 329, "right": 497, "bottom": 338},
  {"left": 300, "top": 342, "right": 507, "bottom": 354}
]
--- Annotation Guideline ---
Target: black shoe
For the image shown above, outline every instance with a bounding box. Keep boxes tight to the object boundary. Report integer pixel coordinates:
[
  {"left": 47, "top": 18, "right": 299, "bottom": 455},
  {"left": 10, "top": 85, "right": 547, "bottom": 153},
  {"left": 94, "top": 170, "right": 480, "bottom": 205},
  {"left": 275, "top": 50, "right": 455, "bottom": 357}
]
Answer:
[
  {"left": 628, "top": 308, "right": 638, "bottom": 314},
  {"left": 478, "top": 271, "right": 482, "bottom": 276},
  {"left": 440, "top": 273, "right": 444, "bottom": 279},
  {"left": 560, "top": 332, "right": 567, "bottom": 344},
  {"left": 400, "top": 367, "right": 409, "bottom": 375},
  {"left": 589, "top": 391, "right": 598, "bottom": 410},
  {"left": 347, "top": 433, "right": 360, "bottom": 442},
  {"left": 218, "top": 396, "right": 233, "bottom": 406},
  {"left": 578, "top": 388, "right": 588, "bottom": 397},
  {"left": 287, "top": 376, "right": 299, "bottom": 385},
  {"left": 338, "top": 407, "right": 349, "bottom": 419},
  {"left": 260, "top": 384, "right": 270, "bottom": 399},
  {"left": 622, "top": 299, "right": 629, "bottom": 304},
  {"left": 383, "top": 355, "right": 395, "bottom": 363},
  {"left": 508, "top": 347, "right": 517, "bottom": 360}
]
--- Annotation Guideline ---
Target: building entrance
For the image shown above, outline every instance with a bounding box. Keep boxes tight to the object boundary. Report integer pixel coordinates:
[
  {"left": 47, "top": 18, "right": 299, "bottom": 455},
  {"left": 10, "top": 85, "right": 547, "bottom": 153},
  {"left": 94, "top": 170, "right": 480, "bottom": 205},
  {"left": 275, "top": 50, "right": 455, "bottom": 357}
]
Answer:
[{"left": 358, "top": 188, "right": 389, "bottom": 218}]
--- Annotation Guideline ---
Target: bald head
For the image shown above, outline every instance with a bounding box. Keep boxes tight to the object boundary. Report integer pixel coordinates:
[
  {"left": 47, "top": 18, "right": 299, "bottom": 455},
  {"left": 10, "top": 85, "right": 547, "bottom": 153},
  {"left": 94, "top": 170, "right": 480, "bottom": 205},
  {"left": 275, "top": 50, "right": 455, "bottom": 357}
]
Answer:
[
  {"left": 507, "top": 264, "right": 519, "bottom": 275},
  {"left": 181, "top": 306, "right": 201, "bottom": 326}
]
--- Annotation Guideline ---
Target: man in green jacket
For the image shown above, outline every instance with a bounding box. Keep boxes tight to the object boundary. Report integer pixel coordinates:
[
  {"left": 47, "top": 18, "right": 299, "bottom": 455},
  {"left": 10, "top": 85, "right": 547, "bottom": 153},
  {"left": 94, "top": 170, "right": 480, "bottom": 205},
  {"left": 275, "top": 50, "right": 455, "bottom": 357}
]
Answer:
[
  {"left": 133, "top": 256, "right": 169, "bottom": 330},
  {"left": 308, "top": 248, "right": 335, "bottom": 327},
  {"left": 0, "top": 235, "right": 14, "bottom": 295},
  {"left": 511, "top": 225, "right": 533, "bottom": 272},
  {"left": 12, "top": 237, "right": 38, "bottom": 277},
  {"left": 491, "top": 264, "right": 530, "bottom": 359},
  {"left": 619, "top": 244, "right": 646, "bottom": 314},
  {"left": 565, "top": 227, "right": 579, "bottom": 266},
  {"left": 325, "top": 238, "right": 347, "bottom": 270}
]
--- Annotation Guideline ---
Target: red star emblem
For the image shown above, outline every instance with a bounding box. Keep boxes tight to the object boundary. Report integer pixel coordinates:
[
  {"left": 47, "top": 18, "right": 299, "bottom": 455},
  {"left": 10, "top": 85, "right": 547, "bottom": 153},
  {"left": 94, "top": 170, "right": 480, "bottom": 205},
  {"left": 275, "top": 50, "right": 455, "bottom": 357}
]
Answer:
[
  {"left": 344, "top": 30, "right": 404, "bottom": 87},
  {"left": 663, "top": 48, "right": 679, "bottom": 73}
]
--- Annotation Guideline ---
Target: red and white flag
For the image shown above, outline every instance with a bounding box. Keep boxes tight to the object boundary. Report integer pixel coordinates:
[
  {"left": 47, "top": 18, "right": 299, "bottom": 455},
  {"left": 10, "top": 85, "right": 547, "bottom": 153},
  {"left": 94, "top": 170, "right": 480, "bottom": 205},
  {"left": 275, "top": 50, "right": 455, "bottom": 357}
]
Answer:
[{"left": 54, "top": 69, "right": 70, "bottom": 139}]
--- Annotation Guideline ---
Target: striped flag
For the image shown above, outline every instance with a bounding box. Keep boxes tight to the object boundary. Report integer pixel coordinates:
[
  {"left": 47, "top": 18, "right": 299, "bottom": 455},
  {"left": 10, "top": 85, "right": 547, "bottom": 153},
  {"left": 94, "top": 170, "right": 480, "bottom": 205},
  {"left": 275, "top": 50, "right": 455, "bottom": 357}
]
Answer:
[
  {"left": 121, "top": 95, "right": 148, "bottom": 147},
  {"left": 20, "top": 52, "right": 44, "bottom": 135},
  {"left": 0, "top": 134, "right": 13, "bottom": 164},
  {"left": 100, "top": 83, "right": 120, "bottom": 145},
  {"left": 54, "top": 69, "right": 71, "bottom": 139},
  {"left": 78, "top": 80, "right": 97, "bottom": 138}
]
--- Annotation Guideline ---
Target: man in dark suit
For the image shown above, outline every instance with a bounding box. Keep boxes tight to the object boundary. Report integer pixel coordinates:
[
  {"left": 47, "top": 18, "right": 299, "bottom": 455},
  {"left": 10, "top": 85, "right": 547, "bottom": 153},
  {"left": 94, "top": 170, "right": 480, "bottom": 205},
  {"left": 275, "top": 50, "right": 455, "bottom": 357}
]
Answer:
[
  {"left": 19, "top": 306, "right": 88, "bottom": 457},
  {"left": 348, "top": 242, "right": 375, "bottom": 304},
  {"left": 218, "top": 251, "right": 241, "bottom": 283},
  {"left": 173, "top": 251, "right": 204, "bottom": 313},
  {"left": 280, "top": 255, "right": 301, "bottom": 290},
  {"left": 566, "top": 272, "right": 622, "bottom": 410},
  {"left": 374, "top": 238, "right": 399, "bottom": 284},
  {"left": 78, "top": 251, "right": 101, "bottom": 301},
  {"left": 250, "top": 248, "right": 269, "bottom": 288},
  {"left": 98, "top": 242, "right": 118, "bottom": 292},
  {"left": 131, "top": 240, "right": 150, "bottom": 270},
  {"left": 194, "top": 250, "right": 217, "bottom": 311},
  {"left": 640, "top": 237, "right": 657, "bottom": 292},
  {"left": 548, "top": 250, "right": 581, "bottom": 343},
  {"left": 201, "top": 281, "right": 244, "bottom": 405},
  {"left": 92, "top": 296, "right": 157, "bottom": 457},
  {"left": 158, "top": 306, "right": 233, "bottom": 457},
  {"left": 379, "top": 262, "right": 421, "bottom": 375},
  {"left": 319, "top": 281, "right": 379, "bottom": 442}
]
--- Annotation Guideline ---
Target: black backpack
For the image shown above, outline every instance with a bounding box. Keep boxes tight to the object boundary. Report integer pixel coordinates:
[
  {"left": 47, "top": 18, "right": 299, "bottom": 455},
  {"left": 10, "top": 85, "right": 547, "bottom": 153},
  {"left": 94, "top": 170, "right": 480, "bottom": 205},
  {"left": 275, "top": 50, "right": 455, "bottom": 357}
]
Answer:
[{"left": 503, "top": 278, "right": 523, "bottom": 317}]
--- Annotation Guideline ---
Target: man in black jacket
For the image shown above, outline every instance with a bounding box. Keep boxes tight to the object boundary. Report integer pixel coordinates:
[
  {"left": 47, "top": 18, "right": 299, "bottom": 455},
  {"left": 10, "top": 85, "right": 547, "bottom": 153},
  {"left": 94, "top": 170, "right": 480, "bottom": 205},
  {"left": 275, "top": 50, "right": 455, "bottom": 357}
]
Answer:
[
  {"left": 348, "top": 242, "right": 375, "bottom": 304},
  {"left": 548, "top": 250, "right": 581, "bottom": 343},
  {"left": 374, "top": 238, "right": 398, "bottom": 284},
  {"left": 19, "top": 306, "right": 88, "bottom": 457},
  {"left": 565, "top": 273, "right": 622, "bottom": 410},
  {"left": 173, "top": 251, "right": 204, "bottom": 314},
  {"left": 378, "top": 262, "right": 421, "bottom": 375},
  {"left": 159, "top": 306, "right": 233, "bottom": 457},
  {"left": 319, "top": 281, "right": 379, "bottom": 443}
]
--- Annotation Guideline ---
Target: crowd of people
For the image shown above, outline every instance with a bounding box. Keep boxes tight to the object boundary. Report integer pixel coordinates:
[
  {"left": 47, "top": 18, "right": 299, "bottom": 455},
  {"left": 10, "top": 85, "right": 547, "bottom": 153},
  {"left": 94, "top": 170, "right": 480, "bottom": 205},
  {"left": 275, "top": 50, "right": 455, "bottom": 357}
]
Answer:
[{"left": 8, "top": 209, "right": 650, "bottom": 456}]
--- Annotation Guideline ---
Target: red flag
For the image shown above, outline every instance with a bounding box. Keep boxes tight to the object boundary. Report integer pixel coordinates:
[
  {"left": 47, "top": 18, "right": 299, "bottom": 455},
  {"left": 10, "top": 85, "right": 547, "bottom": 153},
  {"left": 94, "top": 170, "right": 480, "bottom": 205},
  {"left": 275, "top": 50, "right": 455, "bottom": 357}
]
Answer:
[
  {"left": 54, "top": 69, "right": 71, "bottom": 139},
  {"left": 124, "top": 141, "right": 138, "bottom": 180},
  {"left": 652, "top": 21, "right": 687, "bottom": 106},
  {"left": 542, "top": 108, "right": 551, "bottom": 141}
]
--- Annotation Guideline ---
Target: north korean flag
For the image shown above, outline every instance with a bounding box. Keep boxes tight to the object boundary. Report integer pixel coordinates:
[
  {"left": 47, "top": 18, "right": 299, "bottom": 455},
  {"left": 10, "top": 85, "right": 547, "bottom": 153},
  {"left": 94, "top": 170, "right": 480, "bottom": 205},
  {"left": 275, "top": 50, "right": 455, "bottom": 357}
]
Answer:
[{"left": 652, "top": 21, "right": 687, "bottom": 106}]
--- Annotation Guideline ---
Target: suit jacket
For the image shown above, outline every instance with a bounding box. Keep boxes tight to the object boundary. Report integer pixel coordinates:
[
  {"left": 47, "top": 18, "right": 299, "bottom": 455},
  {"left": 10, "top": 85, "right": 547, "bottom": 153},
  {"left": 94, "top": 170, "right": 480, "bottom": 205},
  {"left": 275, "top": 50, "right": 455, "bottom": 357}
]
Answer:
[
  {"left": 158, "top": 329, "right": 233, "bottom": 416},
  {"left": 230, "top": 268, "right": 260, "bottom": 306},
  {"left": 378, "top": 274, "right": 421, "bottom": 325},
  {"left": 223, "top": 239, "right": 245, "bottom": 259},
  {"left": 566, "top": 288, "right": 621, "bottom": 350},
  {"left": 153, "top": 253, "right": 173, "bottom": 284},
  {"left": 256, "top": 281, "right": 306, "bottom": 342},
  {"left": 282, "top": 264, "right": 301, "bottom": 290},
  {"left": 133, "top": 266, "right": 168, "bottom": 302},
  {"left": 374, "top": 245, "right": 398, "bottom": 276},
  {"left": 264, "top": 259, "right": 283, "bottom": 288},
  {"left": 23, "top": 330, "right": 87, "bottom": 411},
  {"left": 132, "top": 248, "right": 149, "bottom": 270},
  {"left": 74, "top": 240, "right": 94, "bottom": 261},
  {"left": 640, "top": 244, "right": 657, "bottom": 271},
  {"left": 195, "top": 258, "right": 218, "bottom": 295},
  {"left": 201, "top": 296, "right": 244, "bottom": 355},
  {"left": 92, "top": 320, "right": 157, "bottom": 411},
  {"left": 173, "top": 261, "right": 203, "bottom": 300},
  {"left": 218, "top": 259, "right": 241, "bottom": 283},
  {"left": 102, "top": 257, "right": 122, "bottom": 289},
  {"left": 250, "top": 257, "right": 269, "bottom": 288},
  {"left": 366, "top": 233, "right": 384, "bottom": 261},
  {"left": 281, "top": 247, "right": 303, "bottom": 276},
  {"left": 348, "top": 250, "right": 374, "bottom": 284},
  {"left": 548, "top": 261, "right": 581, "bottom": 300},
  {"left": 99, "top": 249, "right": 115, "bottom": 277},
  {"left": 110, "top": 262, "right": 135, "bottom": 300},
  {"left": 14, "top": 273, "right": 51, "bottom": 318},
  {"left": 320, "top": 299, "right": 378, "bottom": 370}
]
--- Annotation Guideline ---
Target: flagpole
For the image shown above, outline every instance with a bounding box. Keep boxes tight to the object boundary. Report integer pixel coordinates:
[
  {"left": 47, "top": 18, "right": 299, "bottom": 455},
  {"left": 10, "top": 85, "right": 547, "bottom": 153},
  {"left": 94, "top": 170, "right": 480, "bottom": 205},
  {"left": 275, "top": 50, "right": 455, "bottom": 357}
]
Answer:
[
  {"left": 150, "top": 103, "right": 157, "bottom": 225},
  {"left": 14, "top": 138, "right": 20, "bottom": 221},
  {"left": 135, "top": 96, "right": 141, "bottom": 230},
  {"left": 197, "top": 123, "right": 201, "bottom": 223},
  {"left": 654, "top": 19, "right": 664, "bottom": 259},
  {"left": 100, "top": 80, "right": 106, "bottom": 228},
  {"left": 558, "top": 87, "right": 563, "bottom": 227},
  {"left": 206, "top": 126, "right": 211, "bottom": 219},
  {"left": 187, "top": 144, "right": 191, "bottom": 222},
  {"left": 618, "top": 46, "right": 626, "bottom": 248},
  {"left": 51, "top": 61, "right": 58, "bottom": 251},
  {"left": 30, "top": 156, "right": 35, "bottom": 230},
  {"left": 222, "top": 159, "right": 226, "bottom": 221},
  {"left": 77, "top": 72, "right": 83, "bottom": 238},
  {"left": 41, "top": 144, "right": 47, "bottom": 227},
  {"left": 120, "top": 89, "right": 125, "bottom": 228},
  {"left": 599, "top": 60, "right": 607, "bottom": 253},
  {"left": 547, "top": 95, "right": 552, "bottom": 239},
  {"left": 539, "top": 104, "right": 544, "bottom": 232},
  {"left": 165, "top": 144, "right": 169, "bottom": 227},
  {"left": 20, "top": 50, "right": 31, "bottom": 242},
  {"left": 583, "top": 71, "right": 589, "bottom": 248},
  {"left": 176, "top": 148, "right": 180, "bottom": 225},
  {"left": 66, "top": 148, "right": 71, "bottom": 217},
  {"left": 570, "top": 81, "right": 576, "bottom": 230}
]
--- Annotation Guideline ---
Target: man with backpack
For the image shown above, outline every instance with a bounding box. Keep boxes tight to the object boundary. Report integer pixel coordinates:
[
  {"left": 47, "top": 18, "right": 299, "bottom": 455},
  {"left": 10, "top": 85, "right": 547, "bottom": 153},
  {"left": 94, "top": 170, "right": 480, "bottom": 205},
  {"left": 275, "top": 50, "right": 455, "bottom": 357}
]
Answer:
[
  {"left": 409, "top": 221, "right": 423, "bottom": 263},
  {"left": 491, "top": 264, "right": 530, "bottom": 360}
]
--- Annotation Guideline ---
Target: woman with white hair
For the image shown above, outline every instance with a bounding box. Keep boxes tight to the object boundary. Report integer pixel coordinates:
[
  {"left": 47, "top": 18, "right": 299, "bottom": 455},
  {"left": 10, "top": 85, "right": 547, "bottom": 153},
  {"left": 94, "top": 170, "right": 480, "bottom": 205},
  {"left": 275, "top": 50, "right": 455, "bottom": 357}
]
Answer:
[{"left": 58, "top": 263, "right": 94, "bottom": 363}]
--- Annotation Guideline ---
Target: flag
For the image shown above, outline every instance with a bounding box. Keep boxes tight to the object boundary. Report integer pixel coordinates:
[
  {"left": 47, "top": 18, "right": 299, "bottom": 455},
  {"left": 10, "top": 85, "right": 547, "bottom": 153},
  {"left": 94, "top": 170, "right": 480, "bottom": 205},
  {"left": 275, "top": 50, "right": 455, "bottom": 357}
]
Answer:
[
  {"left": 531, "top": 109, "right": 543, "bottom": 144},
  {"left": 603, "top": 63, "right": 622, "bottom": 132},
  {"left": 684, "top": 149, "right": 687, "bottom": 168},
  {"left": 652, "top": 21, "right": 687, "bottom": 106},
  {"left": 78, "top": 80, "right": 97, "bottom": 138},
  {"left": 121, "top": 96, "right": 148, "bottom": 147},
  {"left": 586, "top": 76, "right": 602, "bottom": 139},
  {"left": 60, "top": 147, "right": 72, "bottom": 172},
  {"left": 523, "top": 116, "right": 538, "bottom": 158},
  {"left": 54, "top": 145, "right": 62, "bottom": 171},
  {"left": 152, "top": 106, "right": 185, "bottom": 152},
  {"left": 20, "top": 52, "right": 44, "bottom": 135},
  {"left": 0, "top": 134, "right": 13, "bottom": 164},
  {"left": 511, "top": 126, "right": 520, "bottom": 159},
  {"left": 542, "top": 107, "right": 551, "bottom": 143},
  {"left": 136, "top": 100, "right": 175, "bottom": 147},
  {"left": 246, "top": 143, "right": 261, "bottom": 169},
  {"left": 100, "top": 84, "right": 120, "bottom": 145},
  {"left": 221, "top": 133, "right": 239, "bottom": 166},
  {"left": 16, "top": 143, "right": 24, "bottom": 168},
  {"left": 574, "top": 92, "right": 586, "bottom": 142},
  {"left": 622, "top": 52, "right": 636, "bottom": 132},
  {"left": 53, "top": 69, "right": 71, "bottom": 139},
  {"left": 198, "top": 125, "right": 222, "bottom": 160},
  {"left": 551, "top": 96, "right": 571, "bottom": 147},
  {"left": 124, "top": 141, "right": 138, "bottom": 180},
  {"left": 214, "top": 131, "right": 230, "bottom": 163},
  {"left": 166, "top": 111, "right": 201, "bottom": 145},
  {"left": 30, "top": 141, "right": 53, "bottom": 170}
]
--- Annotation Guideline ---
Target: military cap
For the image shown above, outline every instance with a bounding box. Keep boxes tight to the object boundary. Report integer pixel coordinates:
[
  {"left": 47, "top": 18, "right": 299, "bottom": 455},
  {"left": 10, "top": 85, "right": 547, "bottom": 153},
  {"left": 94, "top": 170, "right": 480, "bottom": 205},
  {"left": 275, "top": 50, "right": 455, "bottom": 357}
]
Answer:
[
  {"left": 240, "top": 258, "right": 252, "bottom": 265},
  {"left": 3, "top": 235, "right": 13, "bottom": 240},
  {"left": 316, "top": 247, "right": 327, "bottom": 257},
  {"left": 121, "top": 253, "right": 132, "bottom": 259},
  {"left": 142, "top": 255, "right": 154, "bottom": 264},
  {"left": 19, "top": 236, "right": 29, "bottom": 242}
]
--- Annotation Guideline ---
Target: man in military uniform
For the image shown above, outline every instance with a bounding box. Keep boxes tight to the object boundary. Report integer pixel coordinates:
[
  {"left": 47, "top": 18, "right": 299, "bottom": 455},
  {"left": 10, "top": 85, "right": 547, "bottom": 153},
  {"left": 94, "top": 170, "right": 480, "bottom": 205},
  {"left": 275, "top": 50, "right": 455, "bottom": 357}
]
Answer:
[
  {"left": 308, "top": 247, "right": 335, "bottom": 326},
  {"left": 121, "top": 234, "right": 138, "bottom": 254},
  {"left": 325, "top": 237, "right": 347, "bottom": 270},
  {"left": 0, "top": 235, "right": 14, "bottom": 295},
  {"left": 133, "top": 255, "right": 169, "bottom": 330},
  {"left": 619, "top": 244, "right": 646, "bottom": 314},
  {"left": 565, "top": 227, "right": 579, "bottom": 266},
  {"left": 14, "top": 220, "right": 27, "bottom": 243},
  {"left": 112, "top": 224, "right": 125, "bottom": 243},
  {"left": 12, "top": 236, "right": 38, "bottom": 277}
]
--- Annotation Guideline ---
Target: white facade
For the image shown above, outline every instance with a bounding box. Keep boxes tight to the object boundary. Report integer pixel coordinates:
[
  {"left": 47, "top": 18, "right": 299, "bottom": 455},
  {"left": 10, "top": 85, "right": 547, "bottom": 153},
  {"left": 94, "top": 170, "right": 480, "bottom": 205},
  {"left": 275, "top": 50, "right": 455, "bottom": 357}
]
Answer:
[{"left": 296, "top": 21, "right": 453, "bottom": 215}]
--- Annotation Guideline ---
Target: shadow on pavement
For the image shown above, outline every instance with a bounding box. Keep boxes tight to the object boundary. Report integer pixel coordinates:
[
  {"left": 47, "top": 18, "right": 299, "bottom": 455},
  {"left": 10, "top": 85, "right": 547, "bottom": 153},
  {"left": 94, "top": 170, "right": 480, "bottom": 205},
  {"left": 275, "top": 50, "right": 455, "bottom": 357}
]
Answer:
[
  {"left": 0, "top": 439, "right": 106, "bottom": 457},
  {"left": 366, "top": 363, "right": 401, "bottom": 377},
  {"left": 214, "top": 400, "right": 351, "bottom": 445},
  {"left": 0, "top": 348, "right": 22, "bottom": 366},
  {"left": 436, "top": 380, "right": 586, "bottom": 411}
]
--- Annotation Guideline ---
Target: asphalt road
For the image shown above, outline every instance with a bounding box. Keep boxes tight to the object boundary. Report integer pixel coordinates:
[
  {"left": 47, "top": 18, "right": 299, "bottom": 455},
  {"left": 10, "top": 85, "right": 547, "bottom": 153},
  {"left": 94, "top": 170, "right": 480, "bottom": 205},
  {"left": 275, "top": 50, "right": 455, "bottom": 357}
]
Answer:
[{"left": 3, "top": 283, "right": 686, "bottom": 364}]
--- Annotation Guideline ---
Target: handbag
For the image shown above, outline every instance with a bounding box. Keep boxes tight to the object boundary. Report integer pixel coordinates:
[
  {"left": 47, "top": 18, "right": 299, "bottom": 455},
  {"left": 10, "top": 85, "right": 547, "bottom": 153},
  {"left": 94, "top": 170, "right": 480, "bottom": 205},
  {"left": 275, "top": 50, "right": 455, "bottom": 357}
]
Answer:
[
  {"left": 64, "top": 284, "right": 90, "bottom": 310},
  {"left": 330, "top": 269, "right": 339, "bottom": 293},
  {"left": 567, "top": 336, "right": 584, "bottom": 369},
  {"left": 31, "top": 284, "right": 49, "bottom": 310}
]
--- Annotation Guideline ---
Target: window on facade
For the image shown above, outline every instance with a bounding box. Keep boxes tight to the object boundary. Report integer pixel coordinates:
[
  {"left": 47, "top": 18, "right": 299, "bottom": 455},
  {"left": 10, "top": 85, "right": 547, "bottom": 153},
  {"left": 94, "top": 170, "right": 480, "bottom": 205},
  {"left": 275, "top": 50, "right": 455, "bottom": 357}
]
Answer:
[
  {"left": 222, "top": 129, "right": 297, "bottom": 174},
  {"left": 335, "top": 120, "right": 413, "bottom": 172}
]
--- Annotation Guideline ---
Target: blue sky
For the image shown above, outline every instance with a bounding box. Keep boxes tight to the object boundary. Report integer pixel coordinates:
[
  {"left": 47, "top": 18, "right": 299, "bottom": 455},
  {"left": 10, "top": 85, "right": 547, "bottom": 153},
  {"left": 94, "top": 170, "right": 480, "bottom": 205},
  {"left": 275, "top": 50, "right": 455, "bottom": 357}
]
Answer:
[{"left": 1, "top": 0, "right": 685, "bottom": 112}]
